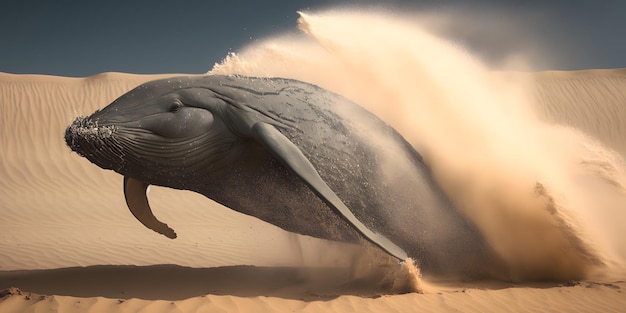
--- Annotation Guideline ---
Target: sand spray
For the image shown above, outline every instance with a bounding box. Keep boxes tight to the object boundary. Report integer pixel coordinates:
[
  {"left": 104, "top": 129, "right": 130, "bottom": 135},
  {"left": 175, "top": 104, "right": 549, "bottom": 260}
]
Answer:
[{"left": 211, "top": 9, "right": 626, "bottom": 281}]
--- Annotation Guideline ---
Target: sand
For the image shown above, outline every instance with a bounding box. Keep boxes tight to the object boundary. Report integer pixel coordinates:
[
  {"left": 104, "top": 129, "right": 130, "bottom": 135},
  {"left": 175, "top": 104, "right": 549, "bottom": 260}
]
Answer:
[
  {"left": 1, "top": 69, "right": 625, "bottom": 312},
  {"left": 2, "top": 281, "right": 625, "bottom": 313}
]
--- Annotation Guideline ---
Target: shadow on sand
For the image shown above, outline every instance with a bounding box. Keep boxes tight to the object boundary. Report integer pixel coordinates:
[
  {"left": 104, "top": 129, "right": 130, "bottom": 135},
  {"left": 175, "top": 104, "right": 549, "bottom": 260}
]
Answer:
[{"left": 0, "top": 265, "right": 404, "bottom": 301}]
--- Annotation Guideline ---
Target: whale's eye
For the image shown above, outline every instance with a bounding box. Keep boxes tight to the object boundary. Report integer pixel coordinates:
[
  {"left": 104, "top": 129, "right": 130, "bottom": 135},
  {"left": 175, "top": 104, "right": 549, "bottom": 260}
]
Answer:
[{"left": 169, "top": 102, "right": 182, "bottom": 113}]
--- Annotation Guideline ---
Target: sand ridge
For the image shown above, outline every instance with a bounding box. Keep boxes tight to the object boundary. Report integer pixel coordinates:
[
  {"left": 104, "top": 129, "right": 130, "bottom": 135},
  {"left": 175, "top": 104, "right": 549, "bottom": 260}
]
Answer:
[{"left": 1, "top": 281, "right": 624, "bottom": 313}]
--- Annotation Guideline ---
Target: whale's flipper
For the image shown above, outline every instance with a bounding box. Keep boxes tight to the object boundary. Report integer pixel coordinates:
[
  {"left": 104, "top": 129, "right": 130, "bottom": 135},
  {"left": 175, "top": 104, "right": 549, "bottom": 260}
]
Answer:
[
  {"left": 123, "top": 176, "right": 177, "bottom": 239},
  {"left": 252, "top": 122, "right": 408, "bottom": 261}
]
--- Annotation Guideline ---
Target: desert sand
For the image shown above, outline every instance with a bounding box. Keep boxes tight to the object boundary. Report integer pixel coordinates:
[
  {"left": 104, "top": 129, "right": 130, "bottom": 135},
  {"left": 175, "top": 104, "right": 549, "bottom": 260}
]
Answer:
[
  {"left": 2, "top": 10, "right": 626, "bottom": 313},
  {"left": 1, "top": 69, "right": 625, "bottom": 313}
]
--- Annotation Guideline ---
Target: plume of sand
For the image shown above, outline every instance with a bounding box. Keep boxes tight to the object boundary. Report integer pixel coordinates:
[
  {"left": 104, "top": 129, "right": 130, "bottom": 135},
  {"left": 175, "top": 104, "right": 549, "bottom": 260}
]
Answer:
[{"left": 211, "top": 9, "right": 626, "bottom": 280}]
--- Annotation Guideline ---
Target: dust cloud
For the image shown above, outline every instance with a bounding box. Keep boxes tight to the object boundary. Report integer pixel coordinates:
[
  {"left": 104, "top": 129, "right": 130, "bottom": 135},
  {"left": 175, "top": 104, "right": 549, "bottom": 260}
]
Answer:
[{"left": 211, "top": 8, "right": 626, "bottom": 281}]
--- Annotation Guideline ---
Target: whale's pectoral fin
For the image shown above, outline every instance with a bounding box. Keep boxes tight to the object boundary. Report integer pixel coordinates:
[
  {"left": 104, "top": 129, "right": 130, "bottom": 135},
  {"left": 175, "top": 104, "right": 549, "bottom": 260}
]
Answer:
[
  {"left": 251, "top": 122, "right": 408, "bottom": 261},
  {"left": 123, "top": 176, "right": 177, "bottom": 239}
]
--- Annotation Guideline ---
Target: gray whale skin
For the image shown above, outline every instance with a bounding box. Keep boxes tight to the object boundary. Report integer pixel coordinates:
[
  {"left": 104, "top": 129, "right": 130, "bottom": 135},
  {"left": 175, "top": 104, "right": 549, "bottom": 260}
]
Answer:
[{"left": 65, "top": 75, "right": 499, "bottom": 278}]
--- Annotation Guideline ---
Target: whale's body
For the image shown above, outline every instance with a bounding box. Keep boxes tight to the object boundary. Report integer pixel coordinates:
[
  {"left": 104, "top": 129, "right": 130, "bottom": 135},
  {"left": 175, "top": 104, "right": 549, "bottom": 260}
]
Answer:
[{"left": 65, "top": 75, "right": 498, "bottom": 278}]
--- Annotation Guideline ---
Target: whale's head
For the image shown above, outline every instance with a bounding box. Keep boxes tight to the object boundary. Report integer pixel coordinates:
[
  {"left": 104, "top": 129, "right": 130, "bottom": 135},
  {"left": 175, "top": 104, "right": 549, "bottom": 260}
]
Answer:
[
  {"left": 64, "top": 76, "right": 259, "bottom": 239},
  {"left": 65, "top": 76, "right": 249, "bottom": 190}
]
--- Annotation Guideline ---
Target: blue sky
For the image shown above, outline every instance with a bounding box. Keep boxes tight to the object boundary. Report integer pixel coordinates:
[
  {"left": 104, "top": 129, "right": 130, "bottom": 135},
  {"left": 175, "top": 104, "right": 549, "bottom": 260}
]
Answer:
[{"left": 2, "top": 1, "right": 624, "bottom": 77}]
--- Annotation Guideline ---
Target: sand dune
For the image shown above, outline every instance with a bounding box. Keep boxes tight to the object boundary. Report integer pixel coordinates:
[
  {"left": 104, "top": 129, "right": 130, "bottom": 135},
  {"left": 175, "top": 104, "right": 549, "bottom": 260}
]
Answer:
[
  {"left": 526, "top": 69, "right": 626, "bottom": 158},
  {"left": 1, "top": 68, "right": 625, "bottom": 312}
]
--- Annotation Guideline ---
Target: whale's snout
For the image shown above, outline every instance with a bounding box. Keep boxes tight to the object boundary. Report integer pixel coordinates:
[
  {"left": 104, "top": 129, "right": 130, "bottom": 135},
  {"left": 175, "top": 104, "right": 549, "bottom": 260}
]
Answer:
[
  {"left": 65, "top": 116, "right": 114, "bottom": 151},
  {"left": 65, "top": 116, "right": 121, "bottom": 171}
]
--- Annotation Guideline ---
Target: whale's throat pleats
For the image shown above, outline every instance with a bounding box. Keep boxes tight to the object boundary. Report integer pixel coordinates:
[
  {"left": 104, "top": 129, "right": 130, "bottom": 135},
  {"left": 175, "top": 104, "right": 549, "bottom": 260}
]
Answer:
[{"left": 123, "top": 176, "right": 177, "bottom": 239}]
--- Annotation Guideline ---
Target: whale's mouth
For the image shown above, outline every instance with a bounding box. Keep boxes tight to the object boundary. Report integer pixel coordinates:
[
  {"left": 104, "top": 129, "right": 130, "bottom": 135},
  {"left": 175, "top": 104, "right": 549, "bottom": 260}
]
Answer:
[
  {"left": 65, "top": 116, "right": 124, "bottom": 171},
  {"left": 65, "top": 115, "right": 212, "bottom": 184}
]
